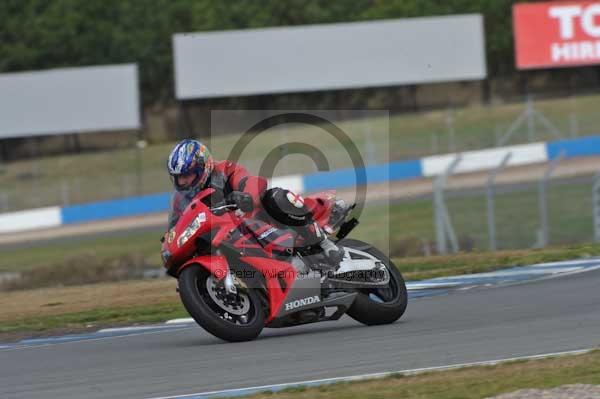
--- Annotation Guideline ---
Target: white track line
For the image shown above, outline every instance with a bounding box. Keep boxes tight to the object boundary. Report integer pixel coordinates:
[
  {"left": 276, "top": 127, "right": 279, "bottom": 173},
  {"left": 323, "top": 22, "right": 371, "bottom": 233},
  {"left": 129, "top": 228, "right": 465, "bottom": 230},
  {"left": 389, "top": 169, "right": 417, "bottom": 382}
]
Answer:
[
  {"left": 162, "top": 262, "right": 600, "bottom": 323},
  {"left": 406, "top": 282, "right": 461, "bottom": 289},
  {"left": 98, "top": 324, "right": 190, "bottom": 333},
  {"left": 6, "top": 260, "right": 599, "bottom": 350},
  {"left": 0, "top": 326, "right": 197, "bottom": 352},
  {"left": 532, "top": 258, "right": 600, "bottom": 267},
  {"left": 165, "top": 318, "right": 195, "bottom": 325},
  {"left": 145, "top": 348, "right": 596, "bottom": 399}
]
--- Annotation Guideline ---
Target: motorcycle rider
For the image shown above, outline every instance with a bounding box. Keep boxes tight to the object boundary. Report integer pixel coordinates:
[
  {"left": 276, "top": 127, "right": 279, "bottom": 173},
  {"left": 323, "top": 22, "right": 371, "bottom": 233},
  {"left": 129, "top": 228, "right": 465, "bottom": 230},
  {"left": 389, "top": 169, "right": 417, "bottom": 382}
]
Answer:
[{"left": 166, "top": 139, "right": 345, "bottom": 267}]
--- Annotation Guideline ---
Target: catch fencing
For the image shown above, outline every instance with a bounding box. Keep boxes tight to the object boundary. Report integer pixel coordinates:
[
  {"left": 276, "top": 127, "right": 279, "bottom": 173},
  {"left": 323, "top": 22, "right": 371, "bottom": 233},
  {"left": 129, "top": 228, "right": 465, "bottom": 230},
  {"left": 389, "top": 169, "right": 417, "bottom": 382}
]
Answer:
[
  {"left": 2, "top": 92, "right": 600, "bottom": 214},
  {"left": 433, "top": 163, "right": 599, "bottom": 253}
]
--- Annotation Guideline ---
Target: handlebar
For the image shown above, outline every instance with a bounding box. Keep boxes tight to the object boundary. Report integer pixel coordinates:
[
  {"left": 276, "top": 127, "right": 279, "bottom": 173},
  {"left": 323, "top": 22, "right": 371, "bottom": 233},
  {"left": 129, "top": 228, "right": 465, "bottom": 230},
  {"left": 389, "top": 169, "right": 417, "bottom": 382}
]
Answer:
[{"left": 209, "top": 203, "right": 238, "bottom": 213}]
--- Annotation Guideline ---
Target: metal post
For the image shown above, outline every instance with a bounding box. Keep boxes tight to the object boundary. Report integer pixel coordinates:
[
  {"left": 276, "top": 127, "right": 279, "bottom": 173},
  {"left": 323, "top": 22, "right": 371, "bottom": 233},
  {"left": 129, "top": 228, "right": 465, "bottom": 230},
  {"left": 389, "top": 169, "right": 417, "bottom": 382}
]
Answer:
[
  {"left": 135, "top": 138, "right": 146, "bottom": 195},
  {"left": 494, "top": 125, "right": 503, "bottom": 147},
  {"left": 526, "top": 95, "right": 535, "bottom": 142},
  {"left": 446, "top": 108, "right": 456, "bottom": 152},
  {"left": 434, "top": 181, "right": 447, "bottom": 254},
  {"left": 498, "top": 96, "right": 563, "bottom": 146},
  {"left": 421, "top": 238, "right": 432, "bottom": 257},
  {"left": 363, "top": 116, "right": 376, "bottom": 165},
  {"left": 442, "top": 200, "right": 459, "bottom": 253},
  {"left": 592, "top": 171, "right": 600, "bottom": 242},
  {"left": 538, "top": 151, "right": 565, "bottom": 248},
  {"left": 536, "top": 110, "right": 564, "bottom": 140},
  {"left": 497, "top": 112, "right": 527, "bottom": 146},
  {"left": 486, "top": 152, "right": 512, "bottom": 251},
  {"left": 434, "top": 155, "right": 461, "bottom": 254}
]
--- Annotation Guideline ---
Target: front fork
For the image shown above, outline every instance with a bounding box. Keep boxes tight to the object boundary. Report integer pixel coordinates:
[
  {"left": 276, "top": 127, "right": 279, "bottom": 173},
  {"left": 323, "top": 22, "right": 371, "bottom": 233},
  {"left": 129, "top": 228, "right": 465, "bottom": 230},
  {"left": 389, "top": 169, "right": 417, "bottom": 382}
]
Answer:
[{"left": 223, "top": 272, "right": 237, "bottom": 294}]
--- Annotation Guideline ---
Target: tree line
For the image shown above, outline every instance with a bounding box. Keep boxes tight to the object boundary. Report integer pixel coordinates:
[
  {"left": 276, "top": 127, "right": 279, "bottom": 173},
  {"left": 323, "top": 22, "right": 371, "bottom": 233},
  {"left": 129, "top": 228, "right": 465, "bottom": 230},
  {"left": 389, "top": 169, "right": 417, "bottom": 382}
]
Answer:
[{"left": 1, "top": 0, "right": 527, "bottom": 106}]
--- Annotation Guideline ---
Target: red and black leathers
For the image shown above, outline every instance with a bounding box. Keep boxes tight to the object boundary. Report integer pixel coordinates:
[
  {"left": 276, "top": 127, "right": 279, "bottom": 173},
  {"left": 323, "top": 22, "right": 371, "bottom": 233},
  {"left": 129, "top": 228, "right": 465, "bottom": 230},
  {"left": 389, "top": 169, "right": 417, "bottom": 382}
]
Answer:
[{"left": 168, "top": 161, "right": 267, "bottom": 229}]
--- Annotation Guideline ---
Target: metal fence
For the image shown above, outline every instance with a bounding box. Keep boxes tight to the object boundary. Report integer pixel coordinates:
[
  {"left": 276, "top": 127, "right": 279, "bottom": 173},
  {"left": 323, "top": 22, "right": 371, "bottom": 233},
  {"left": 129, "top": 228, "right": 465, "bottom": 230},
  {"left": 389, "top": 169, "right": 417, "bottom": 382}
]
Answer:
[
  {"left": 1, "top": 91, "right": 600, "bottom": 214},
  {"left": 434, "top": 166, "right": 600, "bottom": 254}
]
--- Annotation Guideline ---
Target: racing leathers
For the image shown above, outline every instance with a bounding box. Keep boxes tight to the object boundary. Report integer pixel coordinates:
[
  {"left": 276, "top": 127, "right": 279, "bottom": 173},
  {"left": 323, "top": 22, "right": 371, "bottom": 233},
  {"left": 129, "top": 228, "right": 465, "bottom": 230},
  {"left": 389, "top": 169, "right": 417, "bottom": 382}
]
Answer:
[
  {"left": 168, "top": 161, "right": 266, "bottom": 229},
  {"left": 167, "top": 161, "right": 344, "bottom": 267}
]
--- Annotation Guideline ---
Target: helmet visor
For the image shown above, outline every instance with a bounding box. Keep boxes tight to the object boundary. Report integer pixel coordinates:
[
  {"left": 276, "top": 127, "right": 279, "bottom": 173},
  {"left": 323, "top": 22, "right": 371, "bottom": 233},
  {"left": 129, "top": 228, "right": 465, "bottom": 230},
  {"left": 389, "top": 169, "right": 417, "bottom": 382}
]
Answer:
[
  {"left": 171, "top": 170, "right": 201, "bottom": 190},
  {"left": 171, "top": 166, "right": 205, "bottom": 190}
]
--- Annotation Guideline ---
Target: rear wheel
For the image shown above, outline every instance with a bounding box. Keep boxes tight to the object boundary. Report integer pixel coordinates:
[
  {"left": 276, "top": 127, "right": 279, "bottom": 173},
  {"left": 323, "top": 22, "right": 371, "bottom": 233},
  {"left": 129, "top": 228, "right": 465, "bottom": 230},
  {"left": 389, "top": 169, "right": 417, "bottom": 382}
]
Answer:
[
  {"left": 178, "top": 266, "right": 265, "bottom": 342},
  {"left": 338, "top": 239, "right": 407, "bottom": 325}
]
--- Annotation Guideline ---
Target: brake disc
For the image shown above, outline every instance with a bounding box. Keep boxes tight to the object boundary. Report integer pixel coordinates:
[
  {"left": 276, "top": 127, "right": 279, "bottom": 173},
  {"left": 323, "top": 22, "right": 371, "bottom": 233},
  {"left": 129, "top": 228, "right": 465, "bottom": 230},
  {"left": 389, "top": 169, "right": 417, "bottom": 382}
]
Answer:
[{"left": 206, "top": 275, "right": 251, "bottom": 316}]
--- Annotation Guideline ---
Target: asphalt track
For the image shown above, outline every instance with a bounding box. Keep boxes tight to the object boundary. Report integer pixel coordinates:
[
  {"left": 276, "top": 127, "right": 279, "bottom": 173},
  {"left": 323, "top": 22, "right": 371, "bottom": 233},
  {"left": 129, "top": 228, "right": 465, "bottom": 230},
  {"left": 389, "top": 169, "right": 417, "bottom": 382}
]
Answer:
[{"left": 1, "top": 267, "right": 599, "bottom": 399}]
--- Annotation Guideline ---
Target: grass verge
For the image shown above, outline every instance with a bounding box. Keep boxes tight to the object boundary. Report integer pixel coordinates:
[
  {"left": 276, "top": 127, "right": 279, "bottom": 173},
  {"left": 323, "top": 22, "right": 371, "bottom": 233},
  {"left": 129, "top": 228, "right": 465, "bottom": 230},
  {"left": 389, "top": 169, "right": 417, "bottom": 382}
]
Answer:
[
  {"left": 236, "top": 350, "right": 600, "bottom": 399},
  {"left": 398, "top": 243, "right": 600, "bottom": 281},
  {"left": 3, "top": 178, "right": 598, "bottom": 289},
  {"left": 0, "top": 230, "right": 161, "bottom": 273},
  {"left": 0, "top": 302, "right": 187, "bottom": 337},
  {"left": 0, "top": 279, "right": 183, "bottom": 342},
  {"left": 1, "top": 243, "right": 600, "bottom": 341}
]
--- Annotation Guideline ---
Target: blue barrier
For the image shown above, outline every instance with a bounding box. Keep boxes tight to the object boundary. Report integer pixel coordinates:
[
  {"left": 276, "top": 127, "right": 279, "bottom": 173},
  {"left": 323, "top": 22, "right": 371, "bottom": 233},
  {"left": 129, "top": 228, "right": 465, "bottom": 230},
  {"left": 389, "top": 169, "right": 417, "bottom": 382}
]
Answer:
[
  {"left": 61, "top": 192, "right": 171, "bottom": 225},
  {"left": 303, "top": 160, "right": 422, "bottom": 192},
  {"left": 45, "top": 134, "right": 600, "bottom": 227},
  {"left": 547, "top": 135, "right": 600, "bottom": 159}
]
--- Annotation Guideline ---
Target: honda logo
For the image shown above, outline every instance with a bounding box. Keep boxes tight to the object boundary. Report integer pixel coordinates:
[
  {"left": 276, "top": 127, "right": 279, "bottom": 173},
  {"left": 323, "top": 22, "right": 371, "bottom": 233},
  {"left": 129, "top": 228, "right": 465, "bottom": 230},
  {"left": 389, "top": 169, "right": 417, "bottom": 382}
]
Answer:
[{"left": 284, "top": 295, "right": 321, "bottom": 311}]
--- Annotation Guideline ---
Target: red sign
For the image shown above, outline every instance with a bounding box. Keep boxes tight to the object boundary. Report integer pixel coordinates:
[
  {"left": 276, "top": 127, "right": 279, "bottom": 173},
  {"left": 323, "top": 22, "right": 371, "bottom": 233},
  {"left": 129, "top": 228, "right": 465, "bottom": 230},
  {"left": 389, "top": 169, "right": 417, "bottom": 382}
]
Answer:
[{"left": 513, "top": 1, "right": 600, "bottom": 69}]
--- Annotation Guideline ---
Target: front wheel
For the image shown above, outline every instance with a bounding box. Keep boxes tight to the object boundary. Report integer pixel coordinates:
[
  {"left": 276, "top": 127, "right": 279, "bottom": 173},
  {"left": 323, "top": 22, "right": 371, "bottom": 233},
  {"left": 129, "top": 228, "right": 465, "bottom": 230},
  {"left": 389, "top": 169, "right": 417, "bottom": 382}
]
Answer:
[
  {"left": 178, "top": 266, "right": 265, "bottom": 342},
  {"left": 338, "top": 238, "right": 408, "bottom": 325}
]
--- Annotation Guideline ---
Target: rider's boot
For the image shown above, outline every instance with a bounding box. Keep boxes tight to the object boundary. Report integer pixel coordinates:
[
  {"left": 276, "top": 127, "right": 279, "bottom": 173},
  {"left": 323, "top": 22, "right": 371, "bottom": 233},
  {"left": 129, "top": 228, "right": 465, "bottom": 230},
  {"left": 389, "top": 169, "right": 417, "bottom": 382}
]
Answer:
[
  {"left": 321, "top": 198, "right": 352, "bottom": 269},
  {"left": 328, "top": 198, "right": 350, "bottom": 230},
  {"left": 319, "top": 235, "right": 345, "bottom": 270}
]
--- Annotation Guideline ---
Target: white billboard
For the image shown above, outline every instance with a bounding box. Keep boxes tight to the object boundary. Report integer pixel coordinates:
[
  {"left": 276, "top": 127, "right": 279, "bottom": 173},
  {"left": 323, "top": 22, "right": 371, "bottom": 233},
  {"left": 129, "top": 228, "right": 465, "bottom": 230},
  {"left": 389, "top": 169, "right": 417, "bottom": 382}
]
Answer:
[
  {"left": 0, "top": 64, "right": 141, "bottom": 139},
  {"left": 173, "top": 14, "right": 487, "bottom": 100}
]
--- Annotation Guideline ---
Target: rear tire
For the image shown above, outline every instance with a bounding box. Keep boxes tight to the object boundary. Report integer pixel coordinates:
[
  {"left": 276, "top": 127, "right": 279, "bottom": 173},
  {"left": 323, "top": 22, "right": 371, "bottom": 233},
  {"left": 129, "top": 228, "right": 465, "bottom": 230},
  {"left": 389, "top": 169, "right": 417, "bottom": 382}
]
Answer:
[
  {"left": 178, "top": 266, "right": 265, "bottom": 342},
  {"left": 339, "top": 239, "right": 407, "bottom": 325}
]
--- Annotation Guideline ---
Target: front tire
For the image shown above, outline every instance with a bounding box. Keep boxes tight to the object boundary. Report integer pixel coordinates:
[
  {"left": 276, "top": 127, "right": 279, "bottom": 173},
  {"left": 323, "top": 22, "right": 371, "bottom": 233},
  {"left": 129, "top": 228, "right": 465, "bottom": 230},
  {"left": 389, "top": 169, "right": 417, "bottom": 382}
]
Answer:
[
  {"left": 338, "top": 239, "right": 408, "bottom": 325},
  {"left": 178, "top": 266, "right": 265, "bottom": 342}
]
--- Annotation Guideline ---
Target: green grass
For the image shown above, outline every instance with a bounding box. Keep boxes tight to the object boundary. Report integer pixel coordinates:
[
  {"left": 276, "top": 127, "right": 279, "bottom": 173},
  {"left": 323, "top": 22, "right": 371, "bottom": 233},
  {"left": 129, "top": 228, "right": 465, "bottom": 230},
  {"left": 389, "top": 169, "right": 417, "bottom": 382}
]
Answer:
[
  {"left": 444, "top": 177, "right": 595, "bottom": 251},
  {"left": 2, "top": 242, "right": 600, "bottom": 337},
  {"left": 0, "top": 231, "right": 161, "bottom": 273},
  {"left": 350, "top": 175, "right": 596, "bottom": 254},
  {"left": 0, "top": 302, "right": 186, "bottom": 335},
  {"left": 231, "top": 350, "right": 600, "bottom": 399},
  {"left": 2, "top": 92, "right": 600, "bottom": 211},
  {"left": 398, "top": 243, "right": 600, "bottom": 281},
  {"left": 1, "top": 175, "right": 597, "bottom": 288}
]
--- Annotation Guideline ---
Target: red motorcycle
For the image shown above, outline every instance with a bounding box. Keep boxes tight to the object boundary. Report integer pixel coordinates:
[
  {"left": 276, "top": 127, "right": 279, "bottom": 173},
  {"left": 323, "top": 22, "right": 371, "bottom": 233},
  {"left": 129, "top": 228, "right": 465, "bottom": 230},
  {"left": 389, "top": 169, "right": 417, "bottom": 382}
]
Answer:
[{"left": 161, "top": 188, "right": 407, "bottom": 342}]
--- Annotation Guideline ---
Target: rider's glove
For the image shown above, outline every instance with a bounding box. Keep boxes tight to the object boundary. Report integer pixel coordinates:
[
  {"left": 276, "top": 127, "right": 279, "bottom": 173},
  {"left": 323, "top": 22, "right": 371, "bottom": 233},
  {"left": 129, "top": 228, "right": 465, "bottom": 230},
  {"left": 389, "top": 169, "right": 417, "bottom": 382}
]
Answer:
[{"left": 226, "top": 191, "right": 254, "bottom": 213}]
